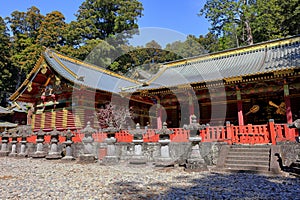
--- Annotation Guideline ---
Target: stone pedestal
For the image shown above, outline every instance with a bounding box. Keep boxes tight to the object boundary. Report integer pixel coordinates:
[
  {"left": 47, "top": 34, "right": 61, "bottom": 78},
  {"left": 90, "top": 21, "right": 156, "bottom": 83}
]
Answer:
[
  {"left": 0, "top": 136, "right": 9, "bottom": 157},
  {"left": 129, "top": 139, "right": 147, "bottom": 165},
  {"left": 185, "top": 137, "right": 208, "bottom": 172},
  {"left": 18, "top": 138, "right": 27, "bottom": 157},
  {"left": 31, "top": 130, "right": 46, "bottom": 158},
  {"left": 78, "top": 136, "right": 95, "bottom": 163},
  {"left": 102, "top": 137, "right": 119, "bottom": 164},
  {"left": 62, "top": 140, "right": 75, "bottom": 161},
  {"left": 46, "top": 133, "right": 62, "bottom": 159},
  {"left": 155, "top": 139, "right": 173, "bottom": 167},
  {"left": 78, "top": 122, "right": 97, "bottom": 163},
  {"left": 9, "top": 135, "right": 18, "bottom": 157}
]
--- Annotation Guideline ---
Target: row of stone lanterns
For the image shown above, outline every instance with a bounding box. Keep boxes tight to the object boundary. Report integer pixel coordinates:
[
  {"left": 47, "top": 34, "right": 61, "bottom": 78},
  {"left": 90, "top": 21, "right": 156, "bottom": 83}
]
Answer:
[
  {"left": 0, "top": 126, "right": 31, "bottom": 157},
  {"left": 0, "top": 116, "right": 209, "bottom": 171},
  {"left": 0, "top": 126, "right": 75, "bottom": 160}
]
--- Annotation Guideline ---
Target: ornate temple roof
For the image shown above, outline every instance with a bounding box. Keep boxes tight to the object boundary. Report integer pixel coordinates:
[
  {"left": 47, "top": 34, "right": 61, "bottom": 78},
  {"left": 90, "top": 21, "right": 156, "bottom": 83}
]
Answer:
[
  {"left": 140, "top": 35, "right": 300, "bottom": 90},
  {"left": 43, "top": 49, "right": 141, "bottom": 93},
  {"left": 10, "top": 35, "right": 300, "bottom": 101}
]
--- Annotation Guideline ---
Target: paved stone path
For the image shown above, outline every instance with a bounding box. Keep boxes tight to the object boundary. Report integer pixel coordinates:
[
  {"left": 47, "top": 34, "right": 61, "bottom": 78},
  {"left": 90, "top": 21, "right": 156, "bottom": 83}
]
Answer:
[{"left": 0, "top": 157, "right": 299, "bottom": 199}]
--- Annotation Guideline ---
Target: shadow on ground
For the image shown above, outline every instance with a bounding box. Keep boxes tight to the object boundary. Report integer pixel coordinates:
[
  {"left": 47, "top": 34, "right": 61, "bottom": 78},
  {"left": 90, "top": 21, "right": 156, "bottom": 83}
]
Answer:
[{"left": 112, "top": 171, "right": 300, "bottom": 199}]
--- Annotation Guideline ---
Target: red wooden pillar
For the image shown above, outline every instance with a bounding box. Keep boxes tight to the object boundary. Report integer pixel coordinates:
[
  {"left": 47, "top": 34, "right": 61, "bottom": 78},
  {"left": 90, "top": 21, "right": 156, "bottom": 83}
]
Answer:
[
  {"left": 226, "top": 121, "right": 233, "bottom": 145},
  {"left": 284, "top": 83, "right": 293, "bottom": 124},
  {"left": 157, "top": 100, "right": 162, "bottom": 129},
  {"left": 236, "top": 88, "right": 244, "bottom": 126},
  {"left": 269, "top": 119, "right": 276, "bottom": 145}
]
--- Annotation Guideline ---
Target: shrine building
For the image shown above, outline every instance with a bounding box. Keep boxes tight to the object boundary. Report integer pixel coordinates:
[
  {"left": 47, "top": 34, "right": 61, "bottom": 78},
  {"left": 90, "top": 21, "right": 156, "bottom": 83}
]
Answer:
[{"left": 9, "top": 35, "right": 300, "bottom": 131}]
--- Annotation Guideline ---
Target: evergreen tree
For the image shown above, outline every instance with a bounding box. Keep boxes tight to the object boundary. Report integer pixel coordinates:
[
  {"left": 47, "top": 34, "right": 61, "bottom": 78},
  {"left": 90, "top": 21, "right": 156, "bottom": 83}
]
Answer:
[
  {"left": 74, "top": 0, "right": 143, "bottom": 43},
  {"left": 0, "top": 17, "right": 13, "bottom": 102},
  {"left": 37, "top": 11, "right": 67, "bottom": 48}
]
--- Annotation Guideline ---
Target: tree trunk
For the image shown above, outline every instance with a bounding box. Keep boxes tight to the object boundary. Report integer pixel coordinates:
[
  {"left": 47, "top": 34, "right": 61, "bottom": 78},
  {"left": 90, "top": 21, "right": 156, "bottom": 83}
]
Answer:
[{"left": 244, "top": 20, "right": 253, "bottom": 45}]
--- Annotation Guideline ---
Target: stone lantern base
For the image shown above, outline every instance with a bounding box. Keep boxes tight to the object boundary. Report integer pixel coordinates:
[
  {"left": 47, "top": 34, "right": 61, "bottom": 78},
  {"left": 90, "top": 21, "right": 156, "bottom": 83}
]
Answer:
[
  {"left": 129, "top": 140, "right": 147, "bottom": 166},
  {"left": 185, "top": 137, "right": 208, "bottom": 172},
  {"left": 46, "top": 152, "right": 62, "bottom": 160},
  {"left": 0, "top": 151, "right": 9, "bottom": 157},
  {"left": 78, "top": 154, "right": 96, "bottom": 163},
  {"left": 31, "top": 151, "right": 47, "bottom": 158}
]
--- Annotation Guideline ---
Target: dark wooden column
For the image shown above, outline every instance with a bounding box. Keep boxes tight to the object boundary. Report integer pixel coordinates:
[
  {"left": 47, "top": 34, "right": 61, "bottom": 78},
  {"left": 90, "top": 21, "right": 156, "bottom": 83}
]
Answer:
[{"left": 284, "top": 81, "right": 293, "bottom": 124}]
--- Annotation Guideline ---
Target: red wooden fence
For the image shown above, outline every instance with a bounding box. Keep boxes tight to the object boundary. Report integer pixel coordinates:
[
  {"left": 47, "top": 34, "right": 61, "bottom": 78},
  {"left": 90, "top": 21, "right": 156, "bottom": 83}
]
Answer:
[{"left": 2, "top": 122, "right": 299, "bottom": 145}]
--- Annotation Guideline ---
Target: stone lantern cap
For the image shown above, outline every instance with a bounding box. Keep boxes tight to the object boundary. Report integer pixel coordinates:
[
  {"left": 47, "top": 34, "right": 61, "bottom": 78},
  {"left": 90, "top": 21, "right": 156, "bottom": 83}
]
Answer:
[
  {"left": 81, "top": 121, "right": 97, "bottom": 138},
  {"left": 102, "top": 121, "right": 120, "bottom": 137},
  {"left": 18, "top": 125, "right": 32, "bottom": 137},
  {"left": 155, "top": 122, "right": 174, "bottom": 136},
  {"left": 63, "top": 129, "right": 74, "bottom": 140},
  {"left": 183, "top": 115, "right": 207, "bottom": 131},
  {"left": 35, "top": 129, "right": 46, "bottom": 136},
  {"left": 128, "top": 123, "right": 146, "bottom": 140},
  {"left": 48, "top": 127, "right": 61, "bottom": 137}
]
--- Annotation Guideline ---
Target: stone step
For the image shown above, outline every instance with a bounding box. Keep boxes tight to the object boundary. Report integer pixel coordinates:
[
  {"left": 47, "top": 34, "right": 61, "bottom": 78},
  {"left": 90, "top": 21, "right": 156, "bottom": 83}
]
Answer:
[
  {"left": 224, "top": 163, "right": 270, "bottom": 172},
  {"left": 225, "top": 159, "right": 269, "bottom": 166},
  {"left": 229, "top": 148, "right": 270, "bottom": 153},
  {"left": 231, "top": 145, "right": 271, "bottom": 148},
  {"left": 228, "top": 152, "right": 270, "bottom": 157},
  {"left": 226, "top": 155, "right": 269, "bottom": 161}
]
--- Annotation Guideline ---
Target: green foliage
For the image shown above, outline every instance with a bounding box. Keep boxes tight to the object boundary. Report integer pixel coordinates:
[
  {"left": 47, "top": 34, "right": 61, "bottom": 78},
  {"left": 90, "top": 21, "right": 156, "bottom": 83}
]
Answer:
[
  {"left": 37, "top": 11, "right": 67, "bottom": 48},
  {"left": 199, "top": 0, "right": 300, "bottom": 48},
  {"left": 165, "top": 35, "right": 205, "bottom": 58},
  {"left": 0, "top": 17, "right": 13, "bottom": 100},
  {"left": 74, "top": 0, "right": 143, "bottom": 43}
]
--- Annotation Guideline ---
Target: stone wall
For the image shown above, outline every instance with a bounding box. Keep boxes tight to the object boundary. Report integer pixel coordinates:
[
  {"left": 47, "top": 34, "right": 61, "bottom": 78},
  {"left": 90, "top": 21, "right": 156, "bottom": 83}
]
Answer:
[
  {"left": 2, "top": 141, "right": 299, "bottom": 168},
  {"left": 2, "top": 141, "right": 225, "bottom": 166}
]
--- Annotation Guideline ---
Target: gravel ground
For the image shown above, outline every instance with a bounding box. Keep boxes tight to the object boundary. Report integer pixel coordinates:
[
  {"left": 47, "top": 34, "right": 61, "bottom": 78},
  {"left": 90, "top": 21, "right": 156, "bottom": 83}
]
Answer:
[{"left": 0, "top": 157, "right": 299, "bottom": 200}]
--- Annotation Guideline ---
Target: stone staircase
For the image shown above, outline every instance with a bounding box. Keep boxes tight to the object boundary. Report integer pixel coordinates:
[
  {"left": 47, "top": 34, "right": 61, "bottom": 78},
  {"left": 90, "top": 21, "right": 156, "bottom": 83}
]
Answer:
[{"left": 223, "top": 145, "right": 271, "bottom": 173}]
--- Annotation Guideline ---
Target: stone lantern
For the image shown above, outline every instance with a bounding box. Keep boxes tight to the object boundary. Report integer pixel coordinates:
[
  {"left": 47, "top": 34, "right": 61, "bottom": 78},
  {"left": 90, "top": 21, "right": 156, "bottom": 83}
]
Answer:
[
  {"left": 32, "top": 129, "right": 46, "bottom": 158},
  {"left": 46, "top": 127, "right": 62, "bottom": 159},
  {"left": 183, "top": 114, "right": 208, "bottom": 171},
  {"left": 128, "top": 123, "right": 147, "bottom": 165},
  {"left": 8, "top": 131, "right": 19, "bottom": 157},
  {"left": 102, "top": 121, "right": 120, "bottom": 164},
  {"left": 155, "top": 122, "right": 174, "bottom": 165},
  {"left": 79, "top": 121, "right": 97, "bottom": 163},
  {"left": 0, "top": 129, "right": 9, "bottom": 156},
  {"left": 18, "top": 126, "right": 31, "bottom": 157},
  {"left": 62, "top": 129, "right": 75, "bottom": 161}
]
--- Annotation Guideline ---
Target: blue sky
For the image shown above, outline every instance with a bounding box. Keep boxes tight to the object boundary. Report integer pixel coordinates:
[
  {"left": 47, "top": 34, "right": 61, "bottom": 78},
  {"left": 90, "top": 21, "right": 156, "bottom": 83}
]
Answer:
[
  {"left": 0, "top": 0, "right": 210, "bottom": 35},
  {"left": 0, "top": 0, "right": 210, "bottom": 47}
]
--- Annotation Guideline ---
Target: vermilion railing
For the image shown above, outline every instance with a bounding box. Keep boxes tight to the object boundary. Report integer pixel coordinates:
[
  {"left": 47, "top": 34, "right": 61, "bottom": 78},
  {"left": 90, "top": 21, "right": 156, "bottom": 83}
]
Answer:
[{"left": 3, "top": 121, "right": 299, "bottom": 145}]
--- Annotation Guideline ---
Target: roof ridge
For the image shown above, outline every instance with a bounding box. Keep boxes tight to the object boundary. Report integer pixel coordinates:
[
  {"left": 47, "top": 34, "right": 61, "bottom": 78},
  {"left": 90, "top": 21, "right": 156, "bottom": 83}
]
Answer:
[
  {"left": 46, "top": 49, "right": 141, "bottom": 84},
  {"left": 164, "top": 35, "right": 300, "bottom": 68}
]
